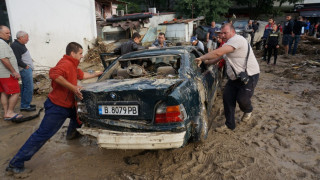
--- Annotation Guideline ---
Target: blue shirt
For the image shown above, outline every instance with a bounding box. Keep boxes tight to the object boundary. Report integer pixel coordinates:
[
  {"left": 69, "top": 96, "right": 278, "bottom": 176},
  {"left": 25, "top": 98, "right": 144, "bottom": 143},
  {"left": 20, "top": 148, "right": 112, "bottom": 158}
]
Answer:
[{"left": 208, "top": 27, "right": 218, "bottom": 40}]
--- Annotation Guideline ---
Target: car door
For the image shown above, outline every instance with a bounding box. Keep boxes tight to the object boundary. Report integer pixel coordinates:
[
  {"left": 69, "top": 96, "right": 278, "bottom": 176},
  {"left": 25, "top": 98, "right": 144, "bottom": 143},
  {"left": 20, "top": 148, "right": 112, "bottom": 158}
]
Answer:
[{"left": 189, "top": 50, "right": 218, "bottom": 110}]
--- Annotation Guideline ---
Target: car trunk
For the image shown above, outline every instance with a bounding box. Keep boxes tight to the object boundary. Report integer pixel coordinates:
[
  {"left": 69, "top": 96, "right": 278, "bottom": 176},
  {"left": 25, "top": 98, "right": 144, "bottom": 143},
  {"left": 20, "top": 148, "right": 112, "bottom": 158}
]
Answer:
[{"left": 81, "top": 78, "right": 183, "bottom": 123}]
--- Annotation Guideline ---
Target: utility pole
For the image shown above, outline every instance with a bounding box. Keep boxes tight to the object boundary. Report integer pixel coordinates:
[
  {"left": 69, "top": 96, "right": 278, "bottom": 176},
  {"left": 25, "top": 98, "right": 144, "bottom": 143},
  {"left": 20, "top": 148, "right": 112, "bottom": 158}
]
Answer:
[{"left": 192, "top": 3, "right": 194, "bottom": 19}]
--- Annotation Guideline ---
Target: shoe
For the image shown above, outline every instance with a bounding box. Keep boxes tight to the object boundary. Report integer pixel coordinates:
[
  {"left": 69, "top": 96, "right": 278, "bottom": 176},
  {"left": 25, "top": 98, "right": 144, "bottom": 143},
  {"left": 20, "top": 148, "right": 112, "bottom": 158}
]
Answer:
[
  {"left": 30, "top": 104, "right": 36, "bottom": 108},
  {"left": 241, "top": 112, "right": 252, "bottom": 123},
  {"left": 20, "top": 106, "right": 36, "bottom": 112},
  {"left": 6, "top": 165, "right": 32, "bottom": 177},
  {"left": 215, "top": 125, "right": 231, "bottom": 133},
  {"left": 66, "top": 129, "right": 81, "bottom": 140},
  {"left": 4, "top": 114, "right": 24, "bottom": 121}
]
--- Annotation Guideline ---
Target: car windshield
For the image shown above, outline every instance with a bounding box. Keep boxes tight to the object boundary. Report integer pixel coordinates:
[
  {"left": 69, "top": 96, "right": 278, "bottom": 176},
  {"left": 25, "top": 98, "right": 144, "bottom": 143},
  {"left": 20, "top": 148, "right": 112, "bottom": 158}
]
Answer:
[
  {"left": 99, "top": 55, "right": 181, "bottom": 81},
  {"left": 233, "top": 21, "right": 247, "bottom": 30}
]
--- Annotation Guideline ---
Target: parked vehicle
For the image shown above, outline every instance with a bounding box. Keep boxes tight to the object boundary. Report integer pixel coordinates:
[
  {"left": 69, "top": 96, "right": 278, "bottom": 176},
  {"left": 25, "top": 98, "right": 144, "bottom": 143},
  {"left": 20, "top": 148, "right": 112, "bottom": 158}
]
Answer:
[
  {"left": 233, "top": 20, "right": 268, "bottom": 50},
  {"left": 77, "top": 46, "right": 222, "bottom": 149}
]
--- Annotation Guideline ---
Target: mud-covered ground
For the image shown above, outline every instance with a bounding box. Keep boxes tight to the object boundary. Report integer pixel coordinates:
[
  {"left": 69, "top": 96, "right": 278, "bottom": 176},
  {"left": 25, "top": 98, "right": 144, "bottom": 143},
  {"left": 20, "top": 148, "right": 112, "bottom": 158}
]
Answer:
[{"left": 1, "top": 47, "right": 320, "bottom": 179}]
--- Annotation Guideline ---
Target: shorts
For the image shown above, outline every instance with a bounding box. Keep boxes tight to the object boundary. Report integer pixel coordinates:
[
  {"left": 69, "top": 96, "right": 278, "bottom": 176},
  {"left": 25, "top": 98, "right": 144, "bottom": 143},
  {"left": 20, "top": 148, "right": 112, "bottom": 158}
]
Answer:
[
  {"left": 207, "top": 39, "right": 217, "bottom": 50},
  {"left": 282, "top": 34, "right": 292, "bottom": 46},
  {"left": 0, "top": 75, "right": 20, "bottom": 94}
]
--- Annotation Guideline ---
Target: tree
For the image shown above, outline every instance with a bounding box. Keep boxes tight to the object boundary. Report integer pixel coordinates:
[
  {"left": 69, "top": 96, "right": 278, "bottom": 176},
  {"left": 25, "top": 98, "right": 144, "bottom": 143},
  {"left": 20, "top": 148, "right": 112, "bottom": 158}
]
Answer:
[
  {"left": 174, "top": 0, "right": 232, "bottom": 23},
  {"left": 235, "top": 0, "right": 303, "bottom": 19}
]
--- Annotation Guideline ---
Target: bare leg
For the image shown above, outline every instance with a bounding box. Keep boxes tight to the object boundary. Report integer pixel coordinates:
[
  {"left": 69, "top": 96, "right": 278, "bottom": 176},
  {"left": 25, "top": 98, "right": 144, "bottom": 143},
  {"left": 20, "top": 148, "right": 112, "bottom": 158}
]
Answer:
[
  {"left": 6, "top": 93, "right": 20, "bottom": 118},
  {"left": 1, "top": 92, "right": 9, "bottom": 117}
]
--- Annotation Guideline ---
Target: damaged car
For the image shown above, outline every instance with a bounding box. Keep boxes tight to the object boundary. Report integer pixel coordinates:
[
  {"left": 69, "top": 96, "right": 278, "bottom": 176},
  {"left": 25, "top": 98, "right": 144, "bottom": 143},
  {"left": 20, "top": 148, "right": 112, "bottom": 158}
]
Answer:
[{"left": 77, "top": 46, "right": 222, "bottom": 149}]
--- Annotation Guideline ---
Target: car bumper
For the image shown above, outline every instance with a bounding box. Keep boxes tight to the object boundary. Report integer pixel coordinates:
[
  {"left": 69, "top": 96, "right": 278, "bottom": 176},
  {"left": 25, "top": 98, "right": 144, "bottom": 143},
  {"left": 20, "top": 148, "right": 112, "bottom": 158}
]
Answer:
[{"left": 77, "top": 127, "right": 186, "bottom": 149}]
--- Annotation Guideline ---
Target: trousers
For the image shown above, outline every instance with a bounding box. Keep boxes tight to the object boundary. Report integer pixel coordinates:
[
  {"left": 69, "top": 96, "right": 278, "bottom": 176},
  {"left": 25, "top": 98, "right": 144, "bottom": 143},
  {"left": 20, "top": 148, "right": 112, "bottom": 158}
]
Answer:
[
  {"left": 223, "top": 74, "right": 259, "bottom": 130},
  {"left": 9, "top": 98, "right": 80, "bottom": 168}
]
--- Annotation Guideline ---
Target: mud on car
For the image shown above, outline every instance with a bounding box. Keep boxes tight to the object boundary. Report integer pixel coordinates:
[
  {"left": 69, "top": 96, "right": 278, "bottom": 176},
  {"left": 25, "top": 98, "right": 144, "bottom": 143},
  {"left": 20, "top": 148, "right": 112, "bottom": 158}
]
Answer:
[{"left": 77, "top": 46, "right": 222, "bottom": 149}]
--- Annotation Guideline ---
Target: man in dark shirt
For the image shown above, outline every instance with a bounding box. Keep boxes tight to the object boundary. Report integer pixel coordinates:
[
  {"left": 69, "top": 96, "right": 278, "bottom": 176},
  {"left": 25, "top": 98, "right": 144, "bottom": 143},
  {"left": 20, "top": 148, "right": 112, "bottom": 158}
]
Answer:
[
  {"left": 11, "top": 31, "right": 36, "bottom": 112},
  {"left": 114, "top": 32, "right": 142, "bottom": 55},
  {"left": 282, "top": 15, "right": 294, "bottom": 57},
  {"left": 206, "top": 21, "right": 219, "bottom": 52},
  {"left": 261, "top": 18, "right": 274, "bottom": 61},
  {"left": 289, "top": 16, "right": 307, "bottom": 55}
]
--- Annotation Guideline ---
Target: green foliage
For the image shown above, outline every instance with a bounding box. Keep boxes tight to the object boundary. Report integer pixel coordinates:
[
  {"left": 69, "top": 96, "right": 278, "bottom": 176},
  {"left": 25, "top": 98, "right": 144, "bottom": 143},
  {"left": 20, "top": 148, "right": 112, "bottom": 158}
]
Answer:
[
  {"left": 235, "top": 0, "right": 303, "bottom": 19},
  {"left": 117, "top": 1, "right": 141, "bottom": 14},
  {"left": 174, "top": 0, "right": 232, "bottom": 23}
]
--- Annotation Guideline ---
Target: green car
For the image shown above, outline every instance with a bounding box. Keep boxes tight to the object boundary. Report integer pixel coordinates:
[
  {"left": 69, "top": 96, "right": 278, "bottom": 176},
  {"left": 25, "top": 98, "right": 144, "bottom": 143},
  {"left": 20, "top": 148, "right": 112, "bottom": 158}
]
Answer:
[{"left": 77, "top": 46, "right": 222, "bottom": 149}]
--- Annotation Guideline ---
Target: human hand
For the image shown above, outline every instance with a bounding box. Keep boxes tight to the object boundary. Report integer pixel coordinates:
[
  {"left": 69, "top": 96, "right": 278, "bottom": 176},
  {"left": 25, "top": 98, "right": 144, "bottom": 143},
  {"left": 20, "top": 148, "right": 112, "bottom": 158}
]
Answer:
[
  {"left": 73, "top": 85, "right": 83, "bottom": 100},
  {"left": 12, "top": 72, "right": 20, "bottom": 79},
  {"left": 195, "top": 58, "right": 202, "bottom": 67},
  {"left": 276, "top": 45, "right": 279, "bottom": 48},
  {"left": 95, "top": 71, "right": 103, "bottom": 76}
]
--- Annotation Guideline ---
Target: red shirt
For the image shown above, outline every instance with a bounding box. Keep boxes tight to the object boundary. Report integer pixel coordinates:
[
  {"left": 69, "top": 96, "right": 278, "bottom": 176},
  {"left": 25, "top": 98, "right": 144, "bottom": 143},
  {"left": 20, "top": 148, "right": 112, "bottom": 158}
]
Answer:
[{"left": 48, "top": 55, "right": 84, "bottom": 108}]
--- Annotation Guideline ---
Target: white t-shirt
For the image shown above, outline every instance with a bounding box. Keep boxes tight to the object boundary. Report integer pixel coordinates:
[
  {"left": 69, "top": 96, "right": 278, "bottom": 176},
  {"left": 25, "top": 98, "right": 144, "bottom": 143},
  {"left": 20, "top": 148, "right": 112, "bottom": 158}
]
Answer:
[
  {"left": 223, "top": 34, "right": 260, "bottom": 80},
  {"left": 0, "top": 39, "right": 19, "bottom": 78}
]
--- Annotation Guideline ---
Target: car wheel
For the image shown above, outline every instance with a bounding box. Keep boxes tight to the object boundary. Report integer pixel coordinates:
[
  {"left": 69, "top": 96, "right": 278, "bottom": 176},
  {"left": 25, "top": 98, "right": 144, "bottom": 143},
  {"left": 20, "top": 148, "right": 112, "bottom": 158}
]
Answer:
[{"left": 193, "top": 103, "right": 209, "bottom": 142}]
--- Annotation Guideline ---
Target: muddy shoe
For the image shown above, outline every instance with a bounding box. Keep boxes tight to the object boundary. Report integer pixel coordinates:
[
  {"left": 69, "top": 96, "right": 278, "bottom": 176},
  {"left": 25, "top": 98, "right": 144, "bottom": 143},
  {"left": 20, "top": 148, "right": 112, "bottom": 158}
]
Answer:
[
  {"left": 66, "top": 130, "right": 81, "bottom": 140},
  {"left": 6, "top": 165, "right": 32, "bottom": 178},
  {"left": 241, "top": 112, "right": 252, "bottom": 123},
  {"left": 215, "top": 125, "right": 231, "bottom": 133}
]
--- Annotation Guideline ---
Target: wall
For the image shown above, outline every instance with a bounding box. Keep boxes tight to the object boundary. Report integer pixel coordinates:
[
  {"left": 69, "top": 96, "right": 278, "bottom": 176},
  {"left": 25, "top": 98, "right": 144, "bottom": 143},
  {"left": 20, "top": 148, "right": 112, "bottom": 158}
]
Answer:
[
  {"left": 6, "top": 0, "right": 97, "bottom": 69},
  {"left": 146, "top": 13, "right": 175, "bottom": 28},
  {"left": 165, "top": 23, "right": 186, "bottom": 42}
]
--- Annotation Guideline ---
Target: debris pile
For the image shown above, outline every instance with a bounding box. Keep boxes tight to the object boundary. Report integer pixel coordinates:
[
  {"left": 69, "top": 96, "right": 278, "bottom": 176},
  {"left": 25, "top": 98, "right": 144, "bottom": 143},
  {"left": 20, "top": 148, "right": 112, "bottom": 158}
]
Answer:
[
  {"left": 83, "top": 38, "right": 115, "bottom": 64},
  {"left": 33, "top": 74, "right": 51, "bottom": 95}
]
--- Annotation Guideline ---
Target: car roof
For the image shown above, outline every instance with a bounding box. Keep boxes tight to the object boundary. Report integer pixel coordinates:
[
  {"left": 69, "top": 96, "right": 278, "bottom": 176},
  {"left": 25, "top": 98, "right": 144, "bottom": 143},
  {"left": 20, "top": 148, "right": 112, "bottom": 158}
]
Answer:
[{"left": 119, "top": 46, "right": 197, "bottom": 59}]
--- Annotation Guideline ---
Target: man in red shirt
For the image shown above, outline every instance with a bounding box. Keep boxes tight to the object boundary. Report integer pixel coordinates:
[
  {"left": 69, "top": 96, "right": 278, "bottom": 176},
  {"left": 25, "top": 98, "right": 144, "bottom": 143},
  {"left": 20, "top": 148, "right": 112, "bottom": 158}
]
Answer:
[{"left": 6, "top": 42, "right": 102, "bottom": 175}]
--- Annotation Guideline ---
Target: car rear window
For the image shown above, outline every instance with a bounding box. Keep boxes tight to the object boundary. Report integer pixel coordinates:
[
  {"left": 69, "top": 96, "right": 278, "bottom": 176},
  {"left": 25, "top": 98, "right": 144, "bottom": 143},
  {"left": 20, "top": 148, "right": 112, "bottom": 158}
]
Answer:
[{"left": 101, "top": 55, "right": 181, "bottom": 80}]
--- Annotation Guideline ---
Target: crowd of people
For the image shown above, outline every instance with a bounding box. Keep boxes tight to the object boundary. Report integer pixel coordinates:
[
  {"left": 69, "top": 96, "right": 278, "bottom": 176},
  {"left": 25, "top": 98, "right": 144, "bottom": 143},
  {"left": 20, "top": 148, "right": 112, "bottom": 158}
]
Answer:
[
  {"left": 1, "top": 13, "right": 319, "bottom": 176},
  {"left": 1, "top": 25, "right": 102, "bottom": 175}
]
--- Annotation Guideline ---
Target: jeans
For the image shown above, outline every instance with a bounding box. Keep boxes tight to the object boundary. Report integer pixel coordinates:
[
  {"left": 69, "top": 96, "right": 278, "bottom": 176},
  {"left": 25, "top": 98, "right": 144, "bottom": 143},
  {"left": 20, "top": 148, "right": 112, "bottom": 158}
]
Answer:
[
  {"left": 19, "top": 68, "right": 33, "bottom": 109},
  {"left": 223, "top": 74, "right": 259, "bottom": 130},
  {"left": 289, "top": 35, "right": 301, "bottom": 55},
  {"left": 9, "top": 98, "right": 80, "bottom": 168}
]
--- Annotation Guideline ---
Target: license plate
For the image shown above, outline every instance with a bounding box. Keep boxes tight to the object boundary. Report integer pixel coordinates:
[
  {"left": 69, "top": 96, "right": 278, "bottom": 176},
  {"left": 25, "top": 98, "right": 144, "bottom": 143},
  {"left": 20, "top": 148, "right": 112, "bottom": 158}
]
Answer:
[{"left": 99, "top": 105, "right": 138, "bottom": 115}]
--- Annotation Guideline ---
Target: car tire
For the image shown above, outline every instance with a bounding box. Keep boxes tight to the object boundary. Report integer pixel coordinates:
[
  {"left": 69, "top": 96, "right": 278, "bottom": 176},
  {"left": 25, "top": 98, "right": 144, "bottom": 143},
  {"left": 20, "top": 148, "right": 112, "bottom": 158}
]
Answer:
[{"left": 193, "top": 103, "right": 209, "bottom": 142}]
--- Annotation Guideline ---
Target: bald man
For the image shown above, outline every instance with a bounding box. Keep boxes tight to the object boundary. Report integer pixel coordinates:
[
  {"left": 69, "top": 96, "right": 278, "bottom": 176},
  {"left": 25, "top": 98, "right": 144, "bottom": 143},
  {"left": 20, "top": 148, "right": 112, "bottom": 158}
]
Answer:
[
  {"left": 195, "top": 23, "right": 260, "bottom": 131},
  {"left": 0, "top": 25, "right": 22, "bottom": 121}
]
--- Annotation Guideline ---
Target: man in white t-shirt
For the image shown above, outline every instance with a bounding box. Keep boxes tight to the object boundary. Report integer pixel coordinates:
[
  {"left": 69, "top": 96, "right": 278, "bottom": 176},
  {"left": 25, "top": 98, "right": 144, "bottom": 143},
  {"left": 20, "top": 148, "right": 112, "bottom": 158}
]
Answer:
[{"left": 195, "top": 23, "right": 260, "bottom": 132}]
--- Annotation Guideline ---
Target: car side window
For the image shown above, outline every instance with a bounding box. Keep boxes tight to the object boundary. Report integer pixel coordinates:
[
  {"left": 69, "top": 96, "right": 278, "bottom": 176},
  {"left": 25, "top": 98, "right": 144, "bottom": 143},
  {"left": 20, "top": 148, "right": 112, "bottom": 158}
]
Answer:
[{"left": 190, "top": 53, "right": 199, "bottom": 71}]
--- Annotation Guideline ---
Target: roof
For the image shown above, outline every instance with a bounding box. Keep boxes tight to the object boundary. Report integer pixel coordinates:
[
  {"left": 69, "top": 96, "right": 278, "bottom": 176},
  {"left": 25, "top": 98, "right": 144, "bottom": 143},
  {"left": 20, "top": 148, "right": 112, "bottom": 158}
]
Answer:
[
  {"left": 95, "top": 0, "right": 127, "bottom": 5},
  {"left": 159, "top": 16, "right": 205, "bottom": 25},
  {"left": 119, "top": 46, "right": 196, "bottom": 59}
]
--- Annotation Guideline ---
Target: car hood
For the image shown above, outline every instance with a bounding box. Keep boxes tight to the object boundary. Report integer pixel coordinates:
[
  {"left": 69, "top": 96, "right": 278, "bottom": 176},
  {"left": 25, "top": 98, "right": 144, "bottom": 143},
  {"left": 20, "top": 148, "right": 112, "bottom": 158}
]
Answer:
[{"left": 83, "top": 78, "right": 184, "bottom": 93}]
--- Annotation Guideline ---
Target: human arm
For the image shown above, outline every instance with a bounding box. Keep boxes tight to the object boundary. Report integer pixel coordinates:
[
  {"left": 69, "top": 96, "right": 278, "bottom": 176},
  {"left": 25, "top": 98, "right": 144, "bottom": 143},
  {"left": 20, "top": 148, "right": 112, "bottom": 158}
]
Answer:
[
  {"left": 206, "top": 32, "right": 210, "bottom": 42},
  {"left": 54, "top": 76, "right": 83, "bottom": 100},
  {"left": 195, "top": 45, "right": 235, "bottom": 67},
  {"left": 11, "top": 44, "right": 28, "bottom": 69},
  {"left": 114, "top": 45, "right": 121, "bottom": 55},
  {"left": 83, "top": 71, "right": 103, "bottom": 79},
  {"left": 277, "top": 32, "right": 281, "bottom": 47},
  {"left": 0, "top": 58, "right": 20, "bottom": 78}
]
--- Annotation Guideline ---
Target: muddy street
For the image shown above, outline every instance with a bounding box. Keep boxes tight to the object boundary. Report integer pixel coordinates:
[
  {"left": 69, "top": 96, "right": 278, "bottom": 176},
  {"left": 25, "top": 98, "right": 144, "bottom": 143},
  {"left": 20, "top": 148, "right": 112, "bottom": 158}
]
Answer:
[{"left": 1, "top": 53, "right": 320, "bottom": 179}]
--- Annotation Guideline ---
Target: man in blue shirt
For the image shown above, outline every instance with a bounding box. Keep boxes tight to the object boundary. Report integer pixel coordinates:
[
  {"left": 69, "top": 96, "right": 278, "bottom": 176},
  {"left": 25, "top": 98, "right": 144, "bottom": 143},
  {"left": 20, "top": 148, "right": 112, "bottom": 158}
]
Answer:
[
  {"left": 151, "top": 32, "right": 167, "bottom": 48},
  {"left": 206, "top": 21, "right": 219, "bottom": 52}
]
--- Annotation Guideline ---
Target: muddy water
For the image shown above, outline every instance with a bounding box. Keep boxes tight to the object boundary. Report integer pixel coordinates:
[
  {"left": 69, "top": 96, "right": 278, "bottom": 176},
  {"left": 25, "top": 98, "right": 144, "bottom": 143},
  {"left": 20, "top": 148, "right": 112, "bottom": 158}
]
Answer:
[{"left": 1, "top": 55, "right": 320, "bottom": 179}]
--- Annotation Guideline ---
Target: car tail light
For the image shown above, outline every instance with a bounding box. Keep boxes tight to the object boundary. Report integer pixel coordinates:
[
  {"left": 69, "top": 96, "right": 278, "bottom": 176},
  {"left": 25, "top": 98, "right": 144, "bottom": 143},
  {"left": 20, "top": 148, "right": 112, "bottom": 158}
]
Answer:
[{"left": 155, "top": 104, "right": 186, "bottom": 123}]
